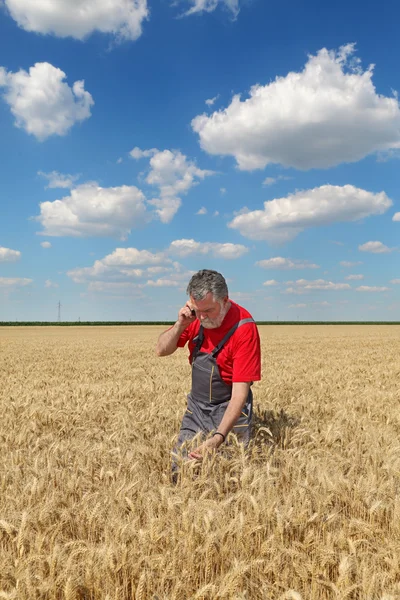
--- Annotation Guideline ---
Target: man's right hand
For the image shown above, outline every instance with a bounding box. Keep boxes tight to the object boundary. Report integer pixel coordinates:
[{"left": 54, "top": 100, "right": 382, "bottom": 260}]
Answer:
[{"left": 177, "top": 303, "right": 197, "bottom": 329}]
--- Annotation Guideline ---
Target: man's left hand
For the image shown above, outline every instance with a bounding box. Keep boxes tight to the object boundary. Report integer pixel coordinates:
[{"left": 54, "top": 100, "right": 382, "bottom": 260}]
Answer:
[{"left": 189, "top": 435, "right": 223, "bottom": 461}]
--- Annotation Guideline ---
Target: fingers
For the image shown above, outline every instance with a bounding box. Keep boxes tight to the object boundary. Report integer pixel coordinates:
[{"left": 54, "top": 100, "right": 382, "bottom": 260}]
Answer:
[
  {"left": 189, "top": 452, "right": 202, "bottom": 460},
  {"left": 178, "top": 303, "right": 196, "bottom": 323}
]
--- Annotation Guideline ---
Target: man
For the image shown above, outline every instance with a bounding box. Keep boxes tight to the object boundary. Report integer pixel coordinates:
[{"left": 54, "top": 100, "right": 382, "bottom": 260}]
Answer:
[{"left": 156, "top": 269, "right": 261, "bottom": 464}]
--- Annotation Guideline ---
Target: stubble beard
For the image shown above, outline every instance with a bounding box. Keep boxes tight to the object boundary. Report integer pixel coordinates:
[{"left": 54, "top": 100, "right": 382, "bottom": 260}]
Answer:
[{"left": 201, "top": 301, "right": 230, "bottom": 329}]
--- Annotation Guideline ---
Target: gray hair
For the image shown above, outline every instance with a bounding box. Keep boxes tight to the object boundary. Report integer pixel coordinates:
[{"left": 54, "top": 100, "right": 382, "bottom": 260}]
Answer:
[{"left": 186, "top": 270, "right": 229, "bottom": 301}]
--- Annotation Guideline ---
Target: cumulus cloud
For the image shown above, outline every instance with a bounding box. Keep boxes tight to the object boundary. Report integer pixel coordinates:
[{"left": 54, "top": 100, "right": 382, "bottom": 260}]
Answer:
[
  {"left": 345, "top": 274, "right": 364, "bottom": 280},
  {"left": 178, "top": 0, "right": 239, "bottom": 18},
  {"left": 35, "top": 182, "right": 148, "bottom": 238},
  {"left": 40, "top": 242, "right": 52, "bottom": 249},
  {"left": 358, "top": 241, "right": 393, "bottom": 254},
  {"left": 3, "top": 0, "right": 148, "bottom": 42},
  {"left": 102, "top": 247, "right": 168, "bottom": 267},
  {"left": 263, "top": 280, "right": 278, "bottom": 286},
  {"left": 229, "top": 185, "right": 391, "bottom": 243},
  {"left": 0, "top": 277, "right": 32, "bottom": 289},
  {"left": 145, "top": 279, "right": 180, "bottom": 287},
  {"left": 168, "top": 238, "right": 249, "bottom": 259},
  {"left": 131, "top": 148, "right": 214, "bottom": 223},
  {"left": 67, "top": 247, "right": 195, "bottom": 292},
  {"left": 340, "top": 261, "right": 362, "bottom": 267},
  {"left": 390, "top": 279, "right": 400, "bottom": 284},
  {"left": 38, "top": 170, "right": 80, "bottom": 189},
  {"left": 356, "top": 286, "right": 390, "bottom": 292},
  {"left": 0, "top": 62, "right": 93, "bottom": 140},
  {"left": 196, "top": 207, "right": 207, "bottom": 215},
  {"left": 392, "top": 212, "right": 400, "bottom": 222},
  {"left": 192, "top": 44, "right": 400, "bottom": 170},
  {"left": 256, "top": 257, "right": 319, "bottom": 270},
  {"left": 206, "top": 94, "right": 220, "bottom": 107},
  {"left": 0, "top": 246, "right": 21, "bottom": 262},
  {"left": 284, "top": 279, "right": 351, "bottom": 294},
  {"left": 67, "top": 247, "right": 176, "bottom": 283},
  {"left": 130, "top": 147, "right": 158, "bottom": 159}
]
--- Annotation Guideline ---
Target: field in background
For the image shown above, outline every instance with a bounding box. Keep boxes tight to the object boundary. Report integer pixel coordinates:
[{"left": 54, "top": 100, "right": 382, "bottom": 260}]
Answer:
[{"left": 1, "top": 325, "right": 400, "bottom": 600}]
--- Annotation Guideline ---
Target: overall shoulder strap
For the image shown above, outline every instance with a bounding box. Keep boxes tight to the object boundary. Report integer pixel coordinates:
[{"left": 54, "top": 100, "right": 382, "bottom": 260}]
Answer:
[
  {"left": 211, "top": 318, "right": 254, "bottom": 358},
  {"left": 192, "top": 325, "right": 204, "bottom": 359}
]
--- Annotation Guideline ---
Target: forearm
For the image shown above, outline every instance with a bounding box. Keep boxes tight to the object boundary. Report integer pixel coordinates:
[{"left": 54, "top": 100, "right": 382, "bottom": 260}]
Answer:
[
  {"left": 216, "top": 383, "right": 250, "bottom": 438},
  {"left": 156, "top": 321, "right": 187, "bottom": 356}
]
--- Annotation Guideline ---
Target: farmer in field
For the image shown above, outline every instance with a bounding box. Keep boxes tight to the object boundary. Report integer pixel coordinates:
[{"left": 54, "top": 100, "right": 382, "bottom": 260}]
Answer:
[{"left": 156, "top": 269, "right": 261, "bottom": 464}]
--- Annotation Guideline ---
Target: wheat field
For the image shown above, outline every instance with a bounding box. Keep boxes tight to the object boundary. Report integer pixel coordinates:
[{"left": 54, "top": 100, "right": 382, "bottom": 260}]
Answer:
[{"left": 1, "top": 325, "right": 400, "bottom": 600}]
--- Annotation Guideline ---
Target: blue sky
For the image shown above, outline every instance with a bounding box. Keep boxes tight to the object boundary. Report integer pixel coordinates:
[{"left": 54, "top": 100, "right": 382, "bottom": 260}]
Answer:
[{"left": 0, "top": 0, "right": 399, "bottom": 322}]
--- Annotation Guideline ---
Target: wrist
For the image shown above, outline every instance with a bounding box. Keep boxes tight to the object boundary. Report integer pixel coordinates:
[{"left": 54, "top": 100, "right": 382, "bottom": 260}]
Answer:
[
  {"left": 175, "top": 321, "right": 188, "bottom": 333},
  {"left": 213, "top": 431, "right": 226, "bottom": 445}
]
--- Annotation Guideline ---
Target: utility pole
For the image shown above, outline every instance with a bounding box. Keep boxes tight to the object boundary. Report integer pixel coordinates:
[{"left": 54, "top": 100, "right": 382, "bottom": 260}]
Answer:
[{"left": 57, "top": 301, "right": 62, "bottom": 323}]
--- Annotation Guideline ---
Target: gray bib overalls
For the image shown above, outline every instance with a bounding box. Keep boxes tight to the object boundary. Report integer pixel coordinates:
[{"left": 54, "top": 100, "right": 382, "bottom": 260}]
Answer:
[{"left": 176, "top": 318, "right": 255, "bottom": 451}]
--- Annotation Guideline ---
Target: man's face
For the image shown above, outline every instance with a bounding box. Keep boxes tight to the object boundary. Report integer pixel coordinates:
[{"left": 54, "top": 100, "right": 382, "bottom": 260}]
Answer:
[{"left": 190, "top": 292, "right": 230, "bottom": 329}]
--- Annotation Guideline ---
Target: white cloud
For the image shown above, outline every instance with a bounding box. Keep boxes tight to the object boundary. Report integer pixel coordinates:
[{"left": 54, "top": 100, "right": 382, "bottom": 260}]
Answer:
[
  {"left": 220, "top": 188, "right": 226, "bottom": 195},
  {"left": 263, "top": 175, "right": 291, "bottom": 187},
  {"left": 256, "top": 257, "right": 319, "bottom": 270},
  {"left": 288, "top": 303, "right": 307, "bottom": 308},
  {"left": 67, "top": 247, "right": 171, "bottom": 283},
  {"left": 178, "top": 0, "right": 239, "bottom": 18},
  {"left": 67, "top": 247, "right": 194, "bottom": 292},
  {"left": 130, "top": 148, "right": 214, "bottom": 223},
  {"left": 3, "top": 0, "right": 148, "bottom": 42},
  {"left": 102, "top": 247, "right": 168, "bottom": 266},
  {"left": 392, "top": 212, "right": 400, "bottom": 222},
  {"left": 206, "top": 94, "right": 220, "bottom": 107},
  {"left": 263, "top": 279, "right": 278, "bottom": 286},
  {"left": 38, "top": 170, "right": 80, "bottom": 189},
  {"left": 192, "top": 44, "right": 400, "bottom": 171},
  {"left": 0, "top": 246, "right": 21, "bottom": 262},
  {"left": 229, "top": 185, "right": 391, "bottom": 243},
  {"left": 390, "top": 279, "right": 400, "bottom": 284},
  {"left": 284, "top": 279, "right": 351, "bottom": 294},
  {"left": 40, "top": 242, "right": 52, "bottom": 249},
  {"left": 0, "top": 62, "right": 93, "bottom": 140},
  {"left": 0, "top": 277, "right": 32, "bottom": 288},
  {"left": 356, "top": 286, "right": 390, "bottom": 292},
  {"left": 214, "top": 210, "right": 220, "bottom": 217},
  {"left": 358, "top": 241, "right": 393, "bottom": 254},
  {"left": 168, "top": 238, "right": 249, "bottom": 259},
  {"left": 340, "top": 261, "right": 362, "bottom": 267},
  {"left": 130, "top": 147, "right": 158, "bottom": 159},
  {"left": 345, "top": 274, "right": 364, "bottom": 280},
  {"left": 145, "top": 279, "right": 180, "bottom": 287},
  {"left": 196, "top": 207, "right": 207, "bottom": 215},
  {"left": 36, "top": 182, "right": 148, "bottom": 238},
  {"left": 45, "top": 279, "right": 59, "bottom": 288}
]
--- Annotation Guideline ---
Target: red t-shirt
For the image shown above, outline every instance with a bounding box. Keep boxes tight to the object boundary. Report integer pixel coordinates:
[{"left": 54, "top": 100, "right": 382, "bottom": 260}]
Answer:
[{"left": 177, "top": 300, "right": 261, "bottom": 385}]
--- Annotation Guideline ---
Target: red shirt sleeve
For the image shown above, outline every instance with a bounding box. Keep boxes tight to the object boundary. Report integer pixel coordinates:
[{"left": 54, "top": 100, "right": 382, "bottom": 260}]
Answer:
[
  {"left": 176, "top": 322, "right": 197, "bottom": 348},
  {"left": 230, "top": 323, "right": 261, "bottom": 383}
]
